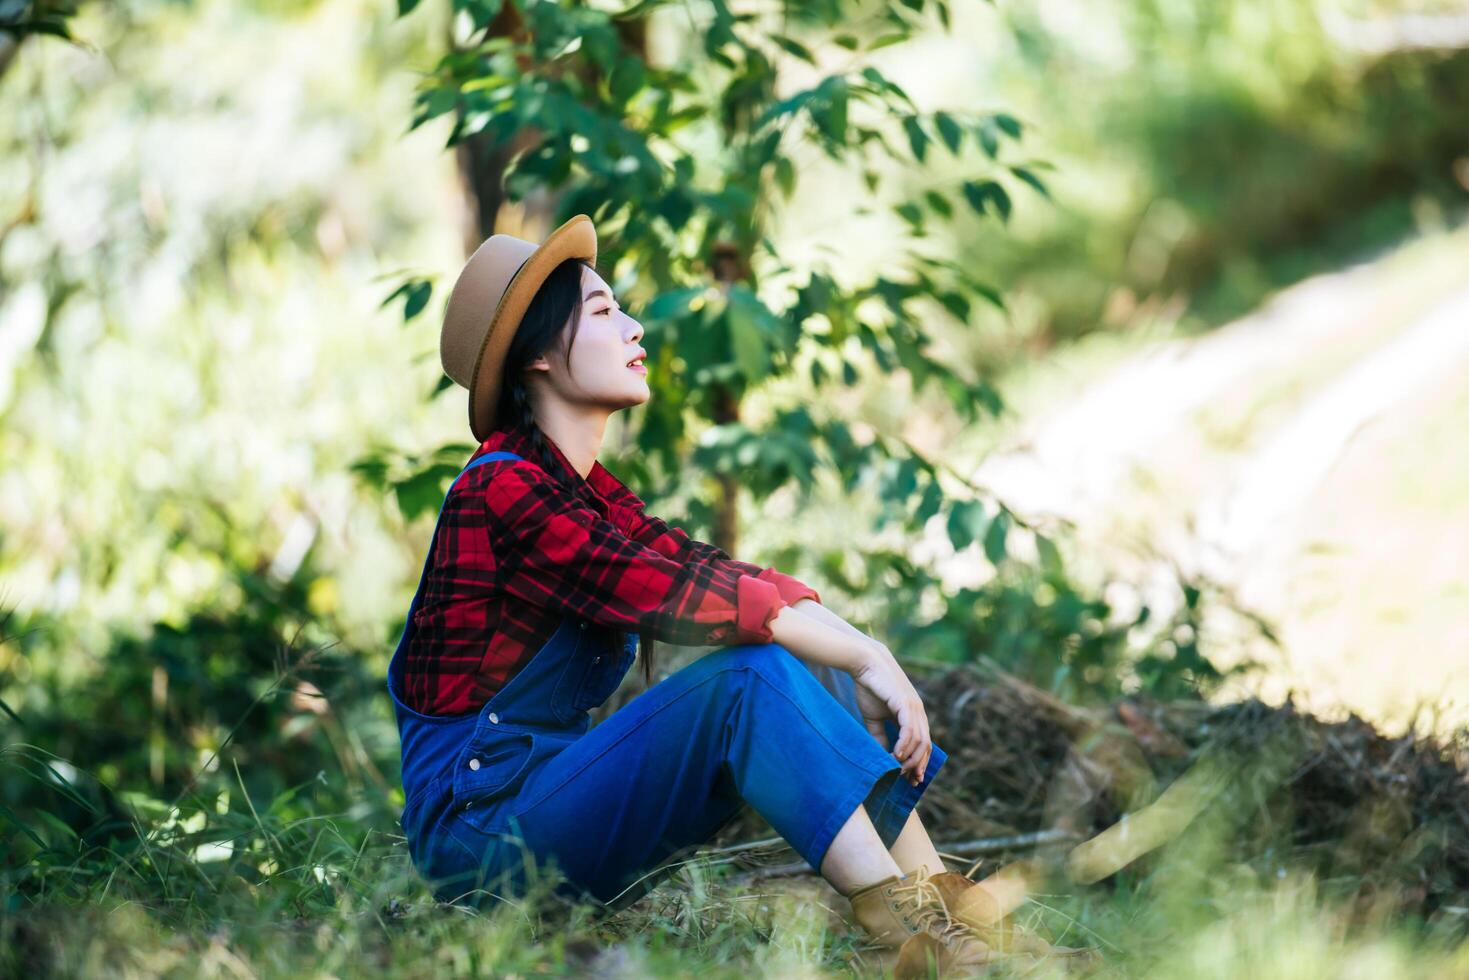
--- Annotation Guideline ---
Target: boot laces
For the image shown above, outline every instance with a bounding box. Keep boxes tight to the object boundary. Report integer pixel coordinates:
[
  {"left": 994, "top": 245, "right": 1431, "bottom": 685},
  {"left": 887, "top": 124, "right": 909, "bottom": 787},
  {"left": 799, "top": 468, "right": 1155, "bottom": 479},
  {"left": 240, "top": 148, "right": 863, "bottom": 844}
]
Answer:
[{"left": 890, "top": 867, "right": 976, "bottom": 948}]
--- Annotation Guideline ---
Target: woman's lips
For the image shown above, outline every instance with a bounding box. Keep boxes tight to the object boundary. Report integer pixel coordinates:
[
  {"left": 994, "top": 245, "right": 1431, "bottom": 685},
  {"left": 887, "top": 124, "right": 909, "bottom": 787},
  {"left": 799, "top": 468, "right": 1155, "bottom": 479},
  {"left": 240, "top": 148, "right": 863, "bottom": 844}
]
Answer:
[{"left": 627, "top": 362, "right": 646, "bottom": 374}]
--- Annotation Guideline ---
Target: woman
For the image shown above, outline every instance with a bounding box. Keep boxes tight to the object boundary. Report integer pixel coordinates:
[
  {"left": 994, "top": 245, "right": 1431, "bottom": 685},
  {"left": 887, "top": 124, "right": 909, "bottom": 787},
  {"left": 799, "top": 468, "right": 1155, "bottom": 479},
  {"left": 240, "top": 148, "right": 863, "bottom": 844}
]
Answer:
[{"left": 387, "top": 215, "right": 1083, "bottom": 976}]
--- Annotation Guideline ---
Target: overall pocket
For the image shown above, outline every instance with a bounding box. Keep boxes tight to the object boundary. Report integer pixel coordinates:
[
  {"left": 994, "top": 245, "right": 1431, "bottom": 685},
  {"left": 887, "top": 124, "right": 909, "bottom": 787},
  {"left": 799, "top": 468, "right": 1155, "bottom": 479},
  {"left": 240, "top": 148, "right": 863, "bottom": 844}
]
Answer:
[
  {"left": 452, "top": 727, "right": 581, "bottom": 833},
  {"left": 550, "top": 625, "right": 635, "bottom": 722},
  {"left": 452, "top": 728, "right": 536, "bottom": 821},
  {"left": 575, "top": 640, "right": 635, "bottom": 715}
]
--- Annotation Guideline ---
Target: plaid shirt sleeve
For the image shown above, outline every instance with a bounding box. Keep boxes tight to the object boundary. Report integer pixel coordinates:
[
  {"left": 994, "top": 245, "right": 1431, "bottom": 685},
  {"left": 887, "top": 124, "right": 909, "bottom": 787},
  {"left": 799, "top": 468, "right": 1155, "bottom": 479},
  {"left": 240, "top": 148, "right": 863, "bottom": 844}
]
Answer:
[
  {"left": 592, "top": 467, "right": 823, "bottom": 606},
  {"left": 479, "top": 460, "right": 790, "bottom": 645}
]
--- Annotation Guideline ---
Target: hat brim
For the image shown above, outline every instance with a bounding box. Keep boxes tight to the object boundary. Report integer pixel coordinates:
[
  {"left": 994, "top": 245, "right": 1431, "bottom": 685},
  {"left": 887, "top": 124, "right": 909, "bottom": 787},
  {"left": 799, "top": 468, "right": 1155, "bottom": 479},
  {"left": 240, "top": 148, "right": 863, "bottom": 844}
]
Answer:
[{"left": 467, "top": 213, "right": 599, "bottom": 441}]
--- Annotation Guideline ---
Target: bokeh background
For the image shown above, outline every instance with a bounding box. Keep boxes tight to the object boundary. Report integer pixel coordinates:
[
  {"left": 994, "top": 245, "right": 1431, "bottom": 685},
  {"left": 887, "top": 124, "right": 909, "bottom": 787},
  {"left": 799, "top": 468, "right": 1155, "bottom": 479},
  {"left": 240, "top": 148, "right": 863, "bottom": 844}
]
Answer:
[{"left": 2, "top": 0, "right": 1467, "bottom": 975}]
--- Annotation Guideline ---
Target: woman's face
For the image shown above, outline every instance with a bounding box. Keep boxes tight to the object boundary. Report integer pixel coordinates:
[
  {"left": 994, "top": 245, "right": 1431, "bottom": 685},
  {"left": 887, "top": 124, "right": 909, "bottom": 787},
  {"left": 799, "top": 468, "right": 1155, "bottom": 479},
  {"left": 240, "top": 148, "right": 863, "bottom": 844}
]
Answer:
[{"left": 528, "top": 266, "right": 649, "bottom": 417}]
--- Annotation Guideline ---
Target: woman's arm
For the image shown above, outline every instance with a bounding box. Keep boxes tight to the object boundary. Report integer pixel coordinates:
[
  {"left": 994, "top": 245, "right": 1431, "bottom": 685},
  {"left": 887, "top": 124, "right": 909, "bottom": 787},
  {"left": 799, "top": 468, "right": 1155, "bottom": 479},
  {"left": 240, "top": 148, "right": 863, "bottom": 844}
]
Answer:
[
  {"left": 781, "top": 596, "right": 884, "bottom": 650},
  {"left": 478, "top": 460, "right": 791, "bottom": 646},
  {"left": 763, "top": 600, "right": 879, "bottom": 674},
  {"left": 590, "top": 465, "right": 824, "bottom": 606}
]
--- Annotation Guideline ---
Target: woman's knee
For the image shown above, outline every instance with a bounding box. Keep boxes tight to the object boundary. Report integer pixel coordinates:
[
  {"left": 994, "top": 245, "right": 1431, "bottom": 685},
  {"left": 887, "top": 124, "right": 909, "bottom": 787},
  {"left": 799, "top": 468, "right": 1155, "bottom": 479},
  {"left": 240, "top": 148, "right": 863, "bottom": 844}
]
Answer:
[
  {"left": 708, "top": 641, "right": 805, "bottom": 679},
  {"left": 695, "top": 643, "right": 831, "bottom": 708}
]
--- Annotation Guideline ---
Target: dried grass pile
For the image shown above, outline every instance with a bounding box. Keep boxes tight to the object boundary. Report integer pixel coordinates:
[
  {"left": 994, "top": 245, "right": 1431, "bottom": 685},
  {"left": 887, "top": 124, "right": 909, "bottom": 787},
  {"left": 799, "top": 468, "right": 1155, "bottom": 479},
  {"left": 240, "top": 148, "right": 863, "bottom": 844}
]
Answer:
[{"left": 706, "top": 662, "right": 1469, "bottom": 931}]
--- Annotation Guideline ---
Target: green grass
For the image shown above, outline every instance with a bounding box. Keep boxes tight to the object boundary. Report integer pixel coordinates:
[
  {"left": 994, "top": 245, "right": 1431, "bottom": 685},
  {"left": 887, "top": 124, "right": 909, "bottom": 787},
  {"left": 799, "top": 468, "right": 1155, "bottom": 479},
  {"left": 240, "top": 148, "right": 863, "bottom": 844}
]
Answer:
[{"left": 6, "top": 754, "right": 1469, "bottom": 978}]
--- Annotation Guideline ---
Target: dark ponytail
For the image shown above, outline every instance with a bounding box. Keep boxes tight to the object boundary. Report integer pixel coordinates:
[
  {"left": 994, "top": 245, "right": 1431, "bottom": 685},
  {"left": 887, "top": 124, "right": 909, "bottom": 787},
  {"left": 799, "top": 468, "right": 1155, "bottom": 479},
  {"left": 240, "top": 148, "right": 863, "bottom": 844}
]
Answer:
[{"left": 493, "top": 256, "right": 658, "bottom": 689}]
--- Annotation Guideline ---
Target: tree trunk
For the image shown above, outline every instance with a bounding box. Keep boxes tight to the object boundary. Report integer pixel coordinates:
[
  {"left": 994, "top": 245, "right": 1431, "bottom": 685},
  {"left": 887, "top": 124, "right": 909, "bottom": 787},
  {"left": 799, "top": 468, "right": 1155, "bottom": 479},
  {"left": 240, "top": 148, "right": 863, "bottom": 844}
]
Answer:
[{"left": 447, "top": 7, "right": 650, "bottom": 251}]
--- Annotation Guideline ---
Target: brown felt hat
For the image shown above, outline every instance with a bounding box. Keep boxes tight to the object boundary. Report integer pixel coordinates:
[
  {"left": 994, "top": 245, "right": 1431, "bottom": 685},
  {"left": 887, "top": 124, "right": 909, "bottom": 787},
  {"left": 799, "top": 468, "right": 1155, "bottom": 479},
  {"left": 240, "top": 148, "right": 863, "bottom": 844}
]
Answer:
[{"left": 440, "top": 213, "right": 598, "bottom": 441}]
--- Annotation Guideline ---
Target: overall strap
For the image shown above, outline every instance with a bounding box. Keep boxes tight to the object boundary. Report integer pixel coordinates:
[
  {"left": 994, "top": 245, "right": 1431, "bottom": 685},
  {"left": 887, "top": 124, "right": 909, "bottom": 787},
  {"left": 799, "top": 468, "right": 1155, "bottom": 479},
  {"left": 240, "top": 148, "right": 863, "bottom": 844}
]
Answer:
[
  {"left": 390, "top": 449, "right": 525, "bottom": 674},
  {"left": 420, "top": 448, "right": 523, "bottom": 577},
  {"left": 452, "top": 449, "right": 524, "bottom": 496}
]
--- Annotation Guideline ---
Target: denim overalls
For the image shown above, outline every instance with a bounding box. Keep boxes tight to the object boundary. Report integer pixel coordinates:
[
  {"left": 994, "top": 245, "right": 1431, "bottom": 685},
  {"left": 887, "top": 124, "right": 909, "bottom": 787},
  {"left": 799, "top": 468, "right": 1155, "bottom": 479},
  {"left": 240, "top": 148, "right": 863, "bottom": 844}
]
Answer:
[{"left": 388, "top": 451, "right": 949, "bottom": 910}]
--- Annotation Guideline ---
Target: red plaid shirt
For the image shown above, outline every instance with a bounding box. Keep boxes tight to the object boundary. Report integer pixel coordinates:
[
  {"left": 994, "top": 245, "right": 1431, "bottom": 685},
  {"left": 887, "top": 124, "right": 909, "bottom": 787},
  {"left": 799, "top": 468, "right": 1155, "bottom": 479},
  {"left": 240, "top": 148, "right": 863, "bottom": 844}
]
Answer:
[{"left": 401, "top": 426, "right": 822, "bottom": 716}]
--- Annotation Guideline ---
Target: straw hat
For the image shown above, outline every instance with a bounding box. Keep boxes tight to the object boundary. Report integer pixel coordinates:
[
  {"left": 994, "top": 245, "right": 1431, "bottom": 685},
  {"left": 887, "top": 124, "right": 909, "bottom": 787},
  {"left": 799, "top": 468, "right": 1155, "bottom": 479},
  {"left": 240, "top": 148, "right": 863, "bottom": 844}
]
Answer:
[{"left": 440, "top": 213, "right": 599, "bottom": 441}]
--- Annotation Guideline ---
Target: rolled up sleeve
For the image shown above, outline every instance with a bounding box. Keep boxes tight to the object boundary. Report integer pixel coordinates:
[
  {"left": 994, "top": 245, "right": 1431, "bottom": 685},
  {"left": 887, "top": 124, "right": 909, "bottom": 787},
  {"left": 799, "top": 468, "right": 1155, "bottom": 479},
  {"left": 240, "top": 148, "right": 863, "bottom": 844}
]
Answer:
[
  {"left": 755, "top": 566, "right": 822, "bottom": 606},
  {"left": 736, "top": 572, "right": 788, "bottom": 643}
]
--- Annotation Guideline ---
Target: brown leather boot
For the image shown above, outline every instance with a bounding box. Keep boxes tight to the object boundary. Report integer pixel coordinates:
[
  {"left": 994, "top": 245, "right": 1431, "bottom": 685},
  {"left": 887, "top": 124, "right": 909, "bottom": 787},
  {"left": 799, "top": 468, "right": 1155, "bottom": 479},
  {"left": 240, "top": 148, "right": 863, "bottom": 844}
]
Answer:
[
  {"left": 929, "top": 870, "right": 1102, "bottom": 968},
  {"left": 844, "top": 866, "right": 1019, "bottom": 979}
]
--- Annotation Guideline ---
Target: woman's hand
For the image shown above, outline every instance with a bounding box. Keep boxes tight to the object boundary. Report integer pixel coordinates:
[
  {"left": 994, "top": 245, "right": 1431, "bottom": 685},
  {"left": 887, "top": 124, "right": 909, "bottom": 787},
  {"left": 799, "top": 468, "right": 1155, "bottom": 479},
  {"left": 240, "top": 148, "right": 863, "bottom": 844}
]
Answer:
[
  {"left": 851, "top": 651, "right": 932, "bottom": 787},
  {"left": 763, "top": 601, "right": 932, "bottom": 784}
]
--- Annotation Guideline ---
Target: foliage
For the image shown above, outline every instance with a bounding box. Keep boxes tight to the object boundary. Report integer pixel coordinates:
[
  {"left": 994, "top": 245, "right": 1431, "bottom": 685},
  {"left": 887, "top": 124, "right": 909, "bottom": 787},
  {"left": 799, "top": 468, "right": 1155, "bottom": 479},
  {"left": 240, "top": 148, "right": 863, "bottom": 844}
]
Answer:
[
  {"left": 946, "top": 0, "right": 1469, "bottom": 361},
  {"left": 0, "top": 0, "right": 82, "bottom": 44},
  {"left": 4, "top": 584, "right": 1466, "bottom": 976},
  {"left": 374, "top": 0, "right": 1242, "bottom": 701}
]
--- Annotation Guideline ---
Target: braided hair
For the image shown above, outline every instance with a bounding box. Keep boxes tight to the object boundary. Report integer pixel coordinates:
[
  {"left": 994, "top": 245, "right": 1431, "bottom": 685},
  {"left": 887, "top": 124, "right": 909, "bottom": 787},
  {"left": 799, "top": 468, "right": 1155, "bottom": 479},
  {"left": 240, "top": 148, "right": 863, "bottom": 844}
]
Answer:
[{"left": 492, "top": 255, "right": 659, "bottom": 689}]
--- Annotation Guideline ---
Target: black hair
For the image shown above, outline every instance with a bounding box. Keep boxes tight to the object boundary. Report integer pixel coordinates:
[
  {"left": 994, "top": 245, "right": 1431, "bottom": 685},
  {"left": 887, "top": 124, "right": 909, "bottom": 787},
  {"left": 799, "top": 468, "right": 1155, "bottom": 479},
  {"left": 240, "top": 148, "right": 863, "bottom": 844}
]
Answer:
[
  {"left": 493, "top": 256, "right": 588, "bottom": 490},
  {"left": 494, "top": 255, "right": 658, "bottom": 689}
]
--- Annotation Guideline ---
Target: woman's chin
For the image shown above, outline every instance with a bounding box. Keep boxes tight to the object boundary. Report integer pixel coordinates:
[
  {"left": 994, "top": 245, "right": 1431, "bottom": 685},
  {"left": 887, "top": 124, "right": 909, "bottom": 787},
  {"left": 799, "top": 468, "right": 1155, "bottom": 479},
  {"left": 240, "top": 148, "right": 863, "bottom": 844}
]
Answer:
[{"left": 615, "top": 389, "right": 651, "bottom": 410}]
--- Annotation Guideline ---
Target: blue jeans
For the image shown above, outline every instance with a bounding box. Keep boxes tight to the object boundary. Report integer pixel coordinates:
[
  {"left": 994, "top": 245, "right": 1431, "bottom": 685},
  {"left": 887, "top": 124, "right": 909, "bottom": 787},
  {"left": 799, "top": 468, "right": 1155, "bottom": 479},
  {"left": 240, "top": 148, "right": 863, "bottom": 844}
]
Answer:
[{"left": 388, "top": 451, "right": 948, "bottom": 908}]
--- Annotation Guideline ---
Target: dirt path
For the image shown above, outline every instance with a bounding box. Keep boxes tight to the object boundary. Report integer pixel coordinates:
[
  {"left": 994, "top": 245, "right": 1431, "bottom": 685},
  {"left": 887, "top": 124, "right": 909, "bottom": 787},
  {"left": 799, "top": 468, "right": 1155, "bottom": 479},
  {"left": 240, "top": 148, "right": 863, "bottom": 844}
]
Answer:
[
  {"left": 1194, "top": 283, "right": 1469, "bottom": 573},
  {"left": 936, "top": 223, "right": 1469, "bottom": 733}
]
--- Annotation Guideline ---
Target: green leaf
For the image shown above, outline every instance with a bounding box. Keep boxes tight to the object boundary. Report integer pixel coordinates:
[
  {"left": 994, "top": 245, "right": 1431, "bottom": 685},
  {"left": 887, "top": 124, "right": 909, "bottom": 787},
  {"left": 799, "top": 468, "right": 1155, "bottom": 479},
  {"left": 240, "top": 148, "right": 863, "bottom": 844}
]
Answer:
[
  {"left": 886, "top": 458, "right": 919, "bottom": 500},
  {"left": 970, "top": 280, "right": 1006, "bottom": 310},
  {"left": 393, "top": 464, "right": 460, "bottom": 522},
  {"left": 867, "top": 33, "right": 909, "bottom": 51},
  {"left": 812, "top": 76, "right": 848, "bottom": 143},
  {"left": 934, "top": 111, "right": 963, "bottom": 153},
  {"left": 983, "top": 509, "right": 1010, "bottom": 564},
  {"left": 726, "top": 287, "right": 779, "bottom": 384},
  {"left": 1010, "top": 165, "right": 1051, "bottom": 200},
  {"left": 988, "top": 182, "right": 1012, "bottom": 222},
  {"left": 961, "top": 180, "right": 990, "bottom": 217},
  {"left": 858, "top": 66, "right": 914, "bottom": 110},
  {"left": 775, "top": 156, "right": 796, "bottom": 199},
  {"left": 645, "top": 286, "right": 705, "bottom": 321},
  {"left": 961, "top": 180, "right": 1011, "bottom": 223},
  {"left": 608, "top": 58, "right": 645, "bottom": 104},
  {"left": 664, "top": 104, "right": 708, "bottom": 131},
  {"left": 381, "top": 278, "right": 433, "bottom": 323},
  {"left": 945, "top": 500, "right": 986, "bottom": 550},
  {"left": 404, "top": 280, "right": 431, "bottom": 320},
  {"left": 894, "top": 201, "right": 923, "bottom": 230},
  {"left": 937, "top": 290, "right": 970, "bottom": 322},
  {"left": 769, "top": 34, "right": 817, "bottom": 65},
  {"left": 975, "top": 116, "right": 999, "bottom": 157},
  {"left": 464, "top": 0, "right": 506, "bottom": 29},
  {"left": 6, "top": 18, "right": 73, "bottom": 40},
  {"left": 902, "top": 116, "right": 929, "bottom": 163},
  {"left": 728, "top": 304, "right": 767, "bottom": 383},
  {"left": 1035, "top": 533, "right": 1062, "bottom": 575},
  {"left": 416, "top": 85, "right": 458, "bottom": 124},
  {"left": 349, "top": 454, "right": 389, "bottom": 489},
  {"left": 915, "top": 480, "right": 944, "bottom": 524}
]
